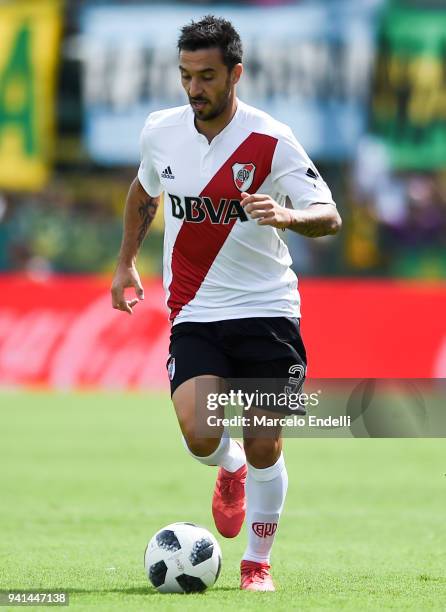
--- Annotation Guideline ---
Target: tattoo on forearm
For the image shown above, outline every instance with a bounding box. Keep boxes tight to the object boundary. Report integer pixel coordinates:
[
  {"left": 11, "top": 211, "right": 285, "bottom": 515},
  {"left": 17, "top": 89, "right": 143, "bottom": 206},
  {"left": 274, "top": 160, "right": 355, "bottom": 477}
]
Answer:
[
  {"left": 137, "top": 198, "right": 158, "bottom": 248},
  {"left": 289, "top": 219, "right": 332, "bottom": 237},
  {"left": 288, "top": 205, "right": 340, "bottom": 237}
]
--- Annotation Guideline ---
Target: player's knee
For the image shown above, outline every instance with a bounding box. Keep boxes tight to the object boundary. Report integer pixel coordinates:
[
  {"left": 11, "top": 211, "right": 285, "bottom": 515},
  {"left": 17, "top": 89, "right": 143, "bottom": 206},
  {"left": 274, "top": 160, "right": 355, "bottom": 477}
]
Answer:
[
  {"left": 243, "top": 437, "right": 281, "bottom": 468},
  {"left": 182, "top": 429, "right": 220, "bottom": 458}
]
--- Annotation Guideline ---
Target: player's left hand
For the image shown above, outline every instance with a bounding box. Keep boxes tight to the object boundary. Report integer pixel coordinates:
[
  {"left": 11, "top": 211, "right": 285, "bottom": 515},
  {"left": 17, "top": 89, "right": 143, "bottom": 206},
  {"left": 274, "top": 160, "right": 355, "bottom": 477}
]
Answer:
[{"left": 241, "top": 192, "right": 293, "bottom": 230}]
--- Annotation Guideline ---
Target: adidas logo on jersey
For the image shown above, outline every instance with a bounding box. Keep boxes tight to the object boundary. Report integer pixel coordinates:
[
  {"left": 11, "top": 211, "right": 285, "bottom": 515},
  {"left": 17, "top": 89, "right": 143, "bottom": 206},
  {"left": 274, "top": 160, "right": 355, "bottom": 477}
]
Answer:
[
  {"left": 161, "top": 166, "right": 175, "bottom": 179},
  {"left": 305, "top": 167, "right": 319, "bottom": 179}
]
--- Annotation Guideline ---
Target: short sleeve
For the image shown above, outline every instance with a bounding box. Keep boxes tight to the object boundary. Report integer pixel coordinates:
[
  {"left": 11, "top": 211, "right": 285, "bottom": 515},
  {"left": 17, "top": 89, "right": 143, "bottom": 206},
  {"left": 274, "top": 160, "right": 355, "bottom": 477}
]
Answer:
[
  {"left": 137, "top": 117, "right": 162, "bottom": 197},
  {"left": 271, "top": 127, "right": 336, "bottom": 210}
]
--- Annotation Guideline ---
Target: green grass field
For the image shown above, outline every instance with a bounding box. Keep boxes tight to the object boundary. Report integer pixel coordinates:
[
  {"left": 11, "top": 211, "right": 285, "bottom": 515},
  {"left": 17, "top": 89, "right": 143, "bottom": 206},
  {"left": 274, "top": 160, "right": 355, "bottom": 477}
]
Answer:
[{"left": 1, "top": 391, "right": 445, "bottom": 611}]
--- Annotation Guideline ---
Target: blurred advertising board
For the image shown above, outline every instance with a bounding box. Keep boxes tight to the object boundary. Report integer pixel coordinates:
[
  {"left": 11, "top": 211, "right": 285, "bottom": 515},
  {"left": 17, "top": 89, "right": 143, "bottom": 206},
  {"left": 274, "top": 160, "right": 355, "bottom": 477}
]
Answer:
[
  {"left": 81, "top": 2, "right": 380, "bottom": 165},
  {"left": 372, "top": 5, "right": 446, "bottom": 169},
  {"left": 0, "top": 0, "right": 61, "bottom": 190},
  {"left": 0, "top": 275, "right": 445, "bottom": 390}
]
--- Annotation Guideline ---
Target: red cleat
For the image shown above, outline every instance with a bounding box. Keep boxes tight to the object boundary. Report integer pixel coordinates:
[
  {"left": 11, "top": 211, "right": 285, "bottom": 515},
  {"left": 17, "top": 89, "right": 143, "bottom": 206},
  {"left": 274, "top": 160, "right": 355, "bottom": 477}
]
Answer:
[
  {"left": 240, "top": 560, "right": 275, "bottom": 592},
  {"left": 212, "top": 463, "right": 247, "bottom": 538}
]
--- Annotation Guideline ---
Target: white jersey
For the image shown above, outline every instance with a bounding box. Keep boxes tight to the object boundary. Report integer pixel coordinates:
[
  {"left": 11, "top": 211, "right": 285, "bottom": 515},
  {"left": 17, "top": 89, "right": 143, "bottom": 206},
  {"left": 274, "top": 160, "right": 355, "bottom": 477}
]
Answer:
[{"left": 138, "top": 99, "right": 335, "bottom": 325}]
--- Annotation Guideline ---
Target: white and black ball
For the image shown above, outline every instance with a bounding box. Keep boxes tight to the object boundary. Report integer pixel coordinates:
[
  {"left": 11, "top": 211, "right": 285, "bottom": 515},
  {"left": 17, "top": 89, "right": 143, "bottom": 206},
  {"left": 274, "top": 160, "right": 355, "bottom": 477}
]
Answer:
[{"left": 144, "top": 522, "right": 222, "bottom": 593}]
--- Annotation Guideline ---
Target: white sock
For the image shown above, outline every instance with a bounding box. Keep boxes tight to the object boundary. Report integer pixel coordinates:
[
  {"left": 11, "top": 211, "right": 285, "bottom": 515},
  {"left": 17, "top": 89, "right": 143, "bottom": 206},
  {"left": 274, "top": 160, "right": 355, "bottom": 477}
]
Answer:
[
  {"left": 182, "top": 434, "right": 246, "bottom": 472},
  {"left": 243, "top": 453, "right": 288, "bottom": 564}
]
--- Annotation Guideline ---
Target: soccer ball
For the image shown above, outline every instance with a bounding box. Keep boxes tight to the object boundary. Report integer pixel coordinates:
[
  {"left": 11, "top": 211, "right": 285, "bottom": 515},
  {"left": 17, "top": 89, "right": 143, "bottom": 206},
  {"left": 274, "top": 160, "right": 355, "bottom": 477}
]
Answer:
[{"left": 144, "top": 522, "right": 222, "bottom": 593}]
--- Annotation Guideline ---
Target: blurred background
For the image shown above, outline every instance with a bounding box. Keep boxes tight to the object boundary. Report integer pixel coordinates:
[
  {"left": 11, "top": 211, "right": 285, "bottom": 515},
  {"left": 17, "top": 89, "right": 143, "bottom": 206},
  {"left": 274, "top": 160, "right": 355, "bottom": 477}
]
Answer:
[{"left": 0, "top": 0, "right": 445, "bottom": 389}]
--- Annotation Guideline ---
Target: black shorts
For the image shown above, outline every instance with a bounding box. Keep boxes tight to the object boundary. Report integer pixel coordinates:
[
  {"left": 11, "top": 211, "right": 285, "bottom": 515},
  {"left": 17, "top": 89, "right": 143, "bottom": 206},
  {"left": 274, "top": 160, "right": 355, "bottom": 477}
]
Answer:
[{"left": 166, "top": 316, "right": 307, "bottom": 396}]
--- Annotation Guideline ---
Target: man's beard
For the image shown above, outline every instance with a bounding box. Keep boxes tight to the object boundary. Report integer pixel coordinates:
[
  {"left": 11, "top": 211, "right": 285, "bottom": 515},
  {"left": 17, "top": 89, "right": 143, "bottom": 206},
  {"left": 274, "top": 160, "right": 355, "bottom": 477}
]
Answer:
[{"left": 189, "top": 83, "right": 231, "bottom": 121}]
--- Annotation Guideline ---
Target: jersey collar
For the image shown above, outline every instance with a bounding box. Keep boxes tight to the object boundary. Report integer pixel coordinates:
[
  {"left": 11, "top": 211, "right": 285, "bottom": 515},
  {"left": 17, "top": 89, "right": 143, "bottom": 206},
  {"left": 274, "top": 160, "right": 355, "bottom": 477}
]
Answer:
[{"left": 188, "top": 98, "right": 242, "bottom": 144}]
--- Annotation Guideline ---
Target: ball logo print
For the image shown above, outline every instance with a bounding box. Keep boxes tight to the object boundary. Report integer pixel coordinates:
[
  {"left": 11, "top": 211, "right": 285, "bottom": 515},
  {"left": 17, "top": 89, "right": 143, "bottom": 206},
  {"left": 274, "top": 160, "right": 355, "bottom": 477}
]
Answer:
[
  {"left": 252, "top": 522, "right": 278, "bottom": 538},
  {"left": 232, "top": 163, "right": 256, "bottom": 192},
  {"left": 174, "top": 557, "right": 185, "bottom": 572}
]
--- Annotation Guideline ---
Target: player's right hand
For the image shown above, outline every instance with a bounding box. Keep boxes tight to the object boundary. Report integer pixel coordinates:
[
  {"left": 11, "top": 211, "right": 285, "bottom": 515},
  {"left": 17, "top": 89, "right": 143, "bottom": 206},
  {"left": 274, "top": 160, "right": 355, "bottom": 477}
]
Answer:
[{"left": 111, "top": 263, "right": 145, "bottom": 315}]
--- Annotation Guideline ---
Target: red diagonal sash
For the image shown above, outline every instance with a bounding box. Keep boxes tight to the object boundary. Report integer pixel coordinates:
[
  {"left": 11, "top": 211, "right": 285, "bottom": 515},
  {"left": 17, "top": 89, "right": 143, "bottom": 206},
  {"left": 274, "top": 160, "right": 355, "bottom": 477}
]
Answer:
[{"left": 167, "top": 132, "right": 278, "bottom": 321}]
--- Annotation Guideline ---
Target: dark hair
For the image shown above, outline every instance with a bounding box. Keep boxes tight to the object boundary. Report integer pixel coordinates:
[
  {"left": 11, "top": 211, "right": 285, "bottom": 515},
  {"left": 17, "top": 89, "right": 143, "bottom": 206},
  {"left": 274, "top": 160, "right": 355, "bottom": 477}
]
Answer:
[{"left": 178, "top": 15, "right": 243, "bottom": 70}]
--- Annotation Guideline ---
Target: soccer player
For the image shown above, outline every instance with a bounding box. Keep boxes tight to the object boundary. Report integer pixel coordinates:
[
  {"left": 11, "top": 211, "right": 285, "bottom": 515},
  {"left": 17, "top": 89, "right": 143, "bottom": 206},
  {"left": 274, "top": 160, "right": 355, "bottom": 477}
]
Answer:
[{"left": 111, "top": 15, "right": 341, "bottom": 591}]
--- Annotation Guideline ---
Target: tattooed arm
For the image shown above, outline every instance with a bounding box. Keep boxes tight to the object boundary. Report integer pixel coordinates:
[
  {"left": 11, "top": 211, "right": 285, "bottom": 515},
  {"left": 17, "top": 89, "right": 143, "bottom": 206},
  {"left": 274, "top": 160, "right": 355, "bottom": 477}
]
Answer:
[
  {"left": 241, "top": 193, "right": 341, "bottom": 237},
  {"left": 111, "top": 177, "right": 160, "bottom": 314},
  {"left": 285, "top": 203, "right": 342, "bottom": 237}
]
